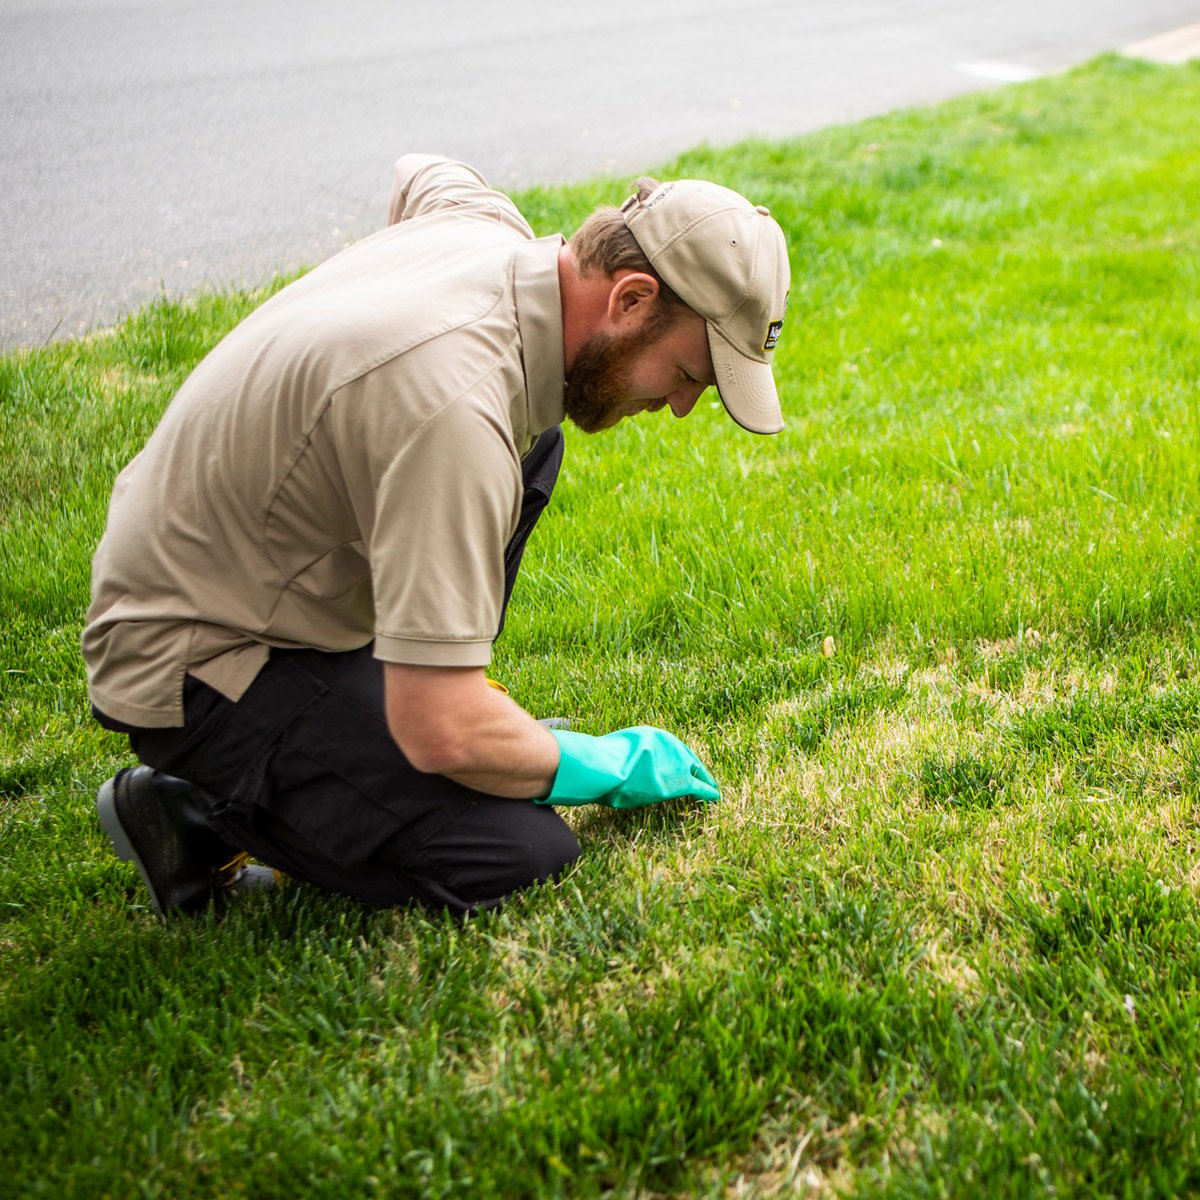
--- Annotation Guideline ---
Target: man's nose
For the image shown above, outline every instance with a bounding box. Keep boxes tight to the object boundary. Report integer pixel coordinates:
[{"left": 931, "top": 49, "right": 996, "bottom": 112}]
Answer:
[{"left": 667, "top": 384, "right": 705, "bottom": 419}]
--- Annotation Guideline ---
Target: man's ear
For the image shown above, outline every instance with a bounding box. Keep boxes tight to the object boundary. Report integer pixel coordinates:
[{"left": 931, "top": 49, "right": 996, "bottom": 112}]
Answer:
[{"left": 606, "top": 272, "right": 660, "bottom": 328}]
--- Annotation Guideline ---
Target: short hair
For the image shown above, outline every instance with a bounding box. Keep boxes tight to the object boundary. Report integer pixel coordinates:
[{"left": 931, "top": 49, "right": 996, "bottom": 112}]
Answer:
[{"left": 569, "top": 176, "right": 686, "bottom": 310}]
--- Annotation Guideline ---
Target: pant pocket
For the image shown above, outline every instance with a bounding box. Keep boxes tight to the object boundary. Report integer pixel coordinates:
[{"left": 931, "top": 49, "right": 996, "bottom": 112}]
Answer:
[{"left": 198, "top": 657, "right": 330, "bottom": 806}]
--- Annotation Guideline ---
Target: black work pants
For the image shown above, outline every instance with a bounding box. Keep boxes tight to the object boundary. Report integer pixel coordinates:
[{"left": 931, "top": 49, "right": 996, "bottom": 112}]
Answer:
[{"left": 108, "top": 426, "right": 579, "bottom": 915}]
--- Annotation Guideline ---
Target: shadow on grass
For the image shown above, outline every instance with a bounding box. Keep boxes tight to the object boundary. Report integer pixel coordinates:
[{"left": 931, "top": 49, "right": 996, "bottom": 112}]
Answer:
[{"left": 567, "top": 794, "right": 713, "bottom": 850}]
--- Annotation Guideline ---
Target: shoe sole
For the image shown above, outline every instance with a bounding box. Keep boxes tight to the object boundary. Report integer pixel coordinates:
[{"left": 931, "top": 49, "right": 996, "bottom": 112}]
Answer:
[
  {"left": 231, "top": 864, "right": 281, "bottom": 891},
  {"left": 96, "top": 775, "right": 166, "bottom": 916}
]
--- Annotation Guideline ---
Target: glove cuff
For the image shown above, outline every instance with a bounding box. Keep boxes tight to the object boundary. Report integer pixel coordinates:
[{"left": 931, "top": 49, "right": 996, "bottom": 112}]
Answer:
[{"left": 539, "top": 729, "right": 618, "bottom": 805}]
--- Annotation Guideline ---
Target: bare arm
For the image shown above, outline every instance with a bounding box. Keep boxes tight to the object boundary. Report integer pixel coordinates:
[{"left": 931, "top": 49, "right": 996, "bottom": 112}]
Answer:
[{"left": 384, "top": 662, "right": 560, "bottom": 799}]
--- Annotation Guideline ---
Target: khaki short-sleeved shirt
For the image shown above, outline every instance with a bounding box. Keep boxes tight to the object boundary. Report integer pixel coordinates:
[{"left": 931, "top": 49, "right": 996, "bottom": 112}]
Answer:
[{"left": 83, "top": 155, "right": 566, "bottom": 728}]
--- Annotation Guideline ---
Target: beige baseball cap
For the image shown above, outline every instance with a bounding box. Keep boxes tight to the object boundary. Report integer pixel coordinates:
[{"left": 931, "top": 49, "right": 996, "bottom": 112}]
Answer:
[{"left": 621, "top": 180, "right": 790, "bottom": 435}]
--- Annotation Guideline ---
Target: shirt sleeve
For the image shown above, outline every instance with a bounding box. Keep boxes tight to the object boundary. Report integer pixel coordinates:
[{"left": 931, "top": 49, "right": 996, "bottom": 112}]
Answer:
[
  {"left": 329, "top": 375, "right": 524, "bottom": 667},
  {"left": 387, "top": 154, "right": 533, "bottom": 239}
]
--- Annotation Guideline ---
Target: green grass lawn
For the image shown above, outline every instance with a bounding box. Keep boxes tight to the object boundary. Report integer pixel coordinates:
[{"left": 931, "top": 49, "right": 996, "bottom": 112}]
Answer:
[{"left": 3, "top": 54, "right": 1200, "bottom": 1198}]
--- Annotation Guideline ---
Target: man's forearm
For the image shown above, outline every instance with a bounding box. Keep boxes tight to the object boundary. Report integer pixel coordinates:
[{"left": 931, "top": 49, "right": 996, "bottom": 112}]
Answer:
[
  {"left": 437, "top": 696, "right": 561, "bottom": 798},
  {"left": 384, "top": 663, "right": 560, "bottom": 799}
]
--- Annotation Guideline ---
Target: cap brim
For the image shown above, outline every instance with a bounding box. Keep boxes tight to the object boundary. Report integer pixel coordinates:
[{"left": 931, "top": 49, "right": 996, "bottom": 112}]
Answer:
[{"left": 707, "top": 324, "right": 784, "bottom": 435}]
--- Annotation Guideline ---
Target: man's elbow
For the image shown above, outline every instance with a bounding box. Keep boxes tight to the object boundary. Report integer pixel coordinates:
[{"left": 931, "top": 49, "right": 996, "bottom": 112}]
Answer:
[
  {"left": 388, "top": 717, "right": 471, "bottom": 777},
  {"left": 384, "top": 662, "right": 486, "bottom": 776}
]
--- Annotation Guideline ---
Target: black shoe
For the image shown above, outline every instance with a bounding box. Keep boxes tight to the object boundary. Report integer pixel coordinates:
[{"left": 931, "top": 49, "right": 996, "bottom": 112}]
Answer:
[{"left": 96, "top": 767, "right": 273, "bottom": 916}]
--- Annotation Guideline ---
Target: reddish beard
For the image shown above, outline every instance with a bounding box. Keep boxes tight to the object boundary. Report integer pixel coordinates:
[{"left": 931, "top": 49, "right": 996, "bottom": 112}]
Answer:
[{"left": 563, "top": 305, "right": 676, "bottom": 433}]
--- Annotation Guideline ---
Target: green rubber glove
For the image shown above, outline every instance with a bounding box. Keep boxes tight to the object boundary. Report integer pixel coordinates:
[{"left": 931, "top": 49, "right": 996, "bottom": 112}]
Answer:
[{"left": 538, "top": 726, "right": 720, "bottom": 809}]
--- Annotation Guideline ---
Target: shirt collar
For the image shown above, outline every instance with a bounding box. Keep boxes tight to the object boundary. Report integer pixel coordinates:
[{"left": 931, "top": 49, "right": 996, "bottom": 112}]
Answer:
[{"left": 513, "top": 235, "right": 566, "bottom": 437}]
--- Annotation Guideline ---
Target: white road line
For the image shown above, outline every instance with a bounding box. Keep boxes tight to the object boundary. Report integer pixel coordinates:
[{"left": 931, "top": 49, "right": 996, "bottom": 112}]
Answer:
[{"left": 956, "top": 61, "right": 1043, "bottom": 82}]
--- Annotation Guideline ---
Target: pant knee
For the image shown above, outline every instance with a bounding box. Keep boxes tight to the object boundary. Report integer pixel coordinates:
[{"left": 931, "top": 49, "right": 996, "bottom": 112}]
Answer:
[
  {"left": 364, "top": 801, "right": 580, "bottom": 914},
  {"left": 452, "top": 816, "right": 578, "bottom": 916},
  {"left": 465, "top": 804, "right": 580, "bottom": 905},
  {"left": 523, "top": 811, "right": 581, "bottom": 883}
]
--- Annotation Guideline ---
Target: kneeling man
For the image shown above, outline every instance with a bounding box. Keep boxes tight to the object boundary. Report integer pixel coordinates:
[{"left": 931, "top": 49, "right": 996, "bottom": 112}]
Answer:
[{"left": 84, "top": 155, "right": 791, "bottom": 916}]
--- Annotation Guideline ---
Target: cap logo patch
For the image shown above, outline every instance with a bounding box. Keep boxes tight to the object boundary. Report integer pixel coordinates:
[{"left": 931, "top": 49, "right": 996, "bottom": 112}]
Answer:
[
  {"left": 763, "top": 319, "right": 784, "bottom": 352},
  {"left": 643, "top": 182, "right": 674, "bottom": 209}
]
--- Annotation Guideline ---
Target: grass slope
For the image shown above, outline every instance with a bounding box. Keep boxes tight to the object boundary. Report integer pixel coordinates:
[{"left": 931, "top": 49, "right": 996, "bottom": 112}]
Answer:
[{"left": 2, "top": 55, "right": 1199, "bottom": 1198}]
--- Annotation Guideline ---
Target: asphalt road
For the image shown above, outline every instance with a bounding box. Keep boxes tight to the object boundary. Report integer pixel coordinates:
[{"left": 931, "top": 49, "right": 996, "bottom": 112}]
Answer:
[{"left": 2, "top": 0, "right": 1196, "bottom": 349}]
